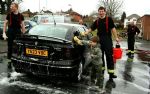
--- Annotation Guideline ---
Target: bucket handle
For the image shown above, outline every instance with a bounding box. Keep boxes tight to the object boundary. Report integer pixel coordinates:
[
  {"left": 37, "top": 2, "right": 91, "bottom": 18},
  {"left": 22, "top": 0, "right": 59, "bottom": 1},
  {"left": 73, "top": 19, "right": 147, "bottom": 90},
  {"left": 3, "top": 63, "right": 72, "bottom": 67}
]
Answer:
[{"left": 115, "top": 42, "right": 121, "bottom": 48}]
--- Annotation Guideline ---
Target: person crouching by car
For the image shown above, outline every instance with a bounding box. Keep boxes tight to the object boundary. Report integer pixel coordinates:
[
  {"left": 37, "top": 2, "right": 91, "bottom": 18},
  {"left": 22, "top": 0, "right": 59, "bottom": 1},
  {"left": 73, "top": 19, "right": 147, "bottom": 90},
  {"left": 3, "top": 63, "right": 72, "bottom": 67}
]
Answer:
[{"left": 74, "top": 36, "right": 103, "bottom": 88}]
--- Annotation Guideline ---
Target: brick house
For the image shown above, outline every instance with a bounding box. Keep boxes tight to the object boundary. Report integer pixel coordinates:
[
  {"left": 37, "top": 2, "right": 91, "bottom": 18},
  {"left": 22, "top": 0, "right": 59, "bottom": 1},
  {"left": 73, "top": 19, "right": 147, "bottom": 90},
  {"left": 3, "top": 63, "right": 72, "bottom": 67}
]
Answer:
[{"left": 137, "top": 15, "right": 150, "bottom": 40}]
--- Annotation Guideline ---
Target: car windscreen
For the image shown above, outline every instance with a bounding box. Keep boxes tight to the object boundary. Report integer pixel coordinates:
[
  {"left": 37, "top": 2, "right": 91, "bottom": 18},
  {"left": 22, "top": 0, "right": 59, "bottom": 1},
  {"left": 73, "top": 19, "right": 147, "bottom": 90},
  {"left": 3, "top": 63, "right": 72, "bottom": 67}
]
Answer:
[
  {"left": 29, "top": 21, "right": 37, "bottom": 26},
  {"left": 29, "top": 24, "right": 69, "bottom": 40}
]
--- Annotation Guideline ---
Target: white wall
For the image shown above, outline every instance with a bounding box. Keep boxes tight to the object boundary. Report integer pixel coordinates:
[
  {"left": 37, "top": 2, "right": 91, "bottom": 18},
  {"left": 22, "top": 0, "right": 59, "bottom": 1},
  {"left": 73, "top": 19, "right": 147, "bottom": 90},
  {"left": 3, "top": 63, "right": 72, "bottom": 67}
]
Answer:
[{"left": 124, "top": 17, "right": 137, "bottom": 28}]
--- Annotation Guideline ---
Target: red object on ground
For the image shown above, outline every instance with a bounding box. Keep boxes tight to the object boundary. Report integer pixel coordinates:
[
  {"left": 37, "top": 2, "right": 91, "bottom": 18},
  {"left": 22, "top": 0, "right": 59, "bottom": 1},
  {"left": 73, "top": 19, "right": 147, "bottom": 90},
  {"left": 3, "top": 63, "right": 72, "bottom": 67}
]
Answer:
[{"left": 113, "top": 47, "right": 123, "bottom": 59}]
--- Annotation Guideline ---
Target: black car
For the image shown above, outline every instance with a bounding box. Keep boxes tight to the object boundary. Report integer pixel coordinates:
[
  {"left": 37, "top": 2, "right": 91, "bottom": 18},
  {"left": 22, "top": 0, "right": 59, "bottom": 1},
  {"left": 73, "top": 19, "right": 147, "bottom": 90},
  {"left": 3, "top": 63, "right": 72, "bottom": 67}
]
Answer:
[{"left": 11, "top": 23, "right": 92, "bottom": 81}]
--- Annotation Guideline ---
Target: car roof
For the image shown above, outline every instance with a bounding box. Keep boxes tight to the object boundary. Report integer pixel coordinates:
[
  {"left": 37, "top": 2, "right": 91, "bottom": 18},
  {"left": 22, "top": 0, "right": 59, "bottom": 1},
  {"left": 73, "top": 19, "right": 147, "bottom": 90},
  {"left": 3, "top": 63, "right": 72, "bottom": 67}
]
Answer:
[
  {"left": 24, "top": 20, "right": 35, "bottom": 22},
  {"left": 33, "top": 14, "right": 50, "bottom": 17},
  {"left": 41, "top": 22, "right": 84, "bottom": 27}
]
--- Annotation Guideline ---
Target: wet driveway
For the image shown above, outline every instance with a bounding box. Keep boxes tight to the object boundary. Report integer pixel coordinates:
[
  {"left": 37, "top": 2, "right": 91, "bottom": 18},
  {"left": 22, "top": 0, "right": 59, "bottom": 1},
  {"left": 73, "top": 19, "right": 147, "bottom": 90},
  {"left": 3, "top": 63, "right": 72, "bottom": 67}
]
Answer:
[{"left": 0, "top": 39, "right": 150, "bottom": 94}]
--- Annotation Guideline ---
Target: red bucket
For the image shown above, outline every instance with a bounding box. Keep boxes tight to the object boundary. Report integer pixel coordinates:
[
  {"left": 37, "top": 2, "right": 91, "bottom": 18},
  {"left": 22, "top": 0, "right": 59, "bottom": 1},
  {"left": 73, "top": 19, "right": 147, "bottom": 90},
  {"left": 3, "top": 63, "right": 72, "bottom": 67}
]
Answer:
[{"left": 113, "top": 47, "right": 122, "bottom": 59}]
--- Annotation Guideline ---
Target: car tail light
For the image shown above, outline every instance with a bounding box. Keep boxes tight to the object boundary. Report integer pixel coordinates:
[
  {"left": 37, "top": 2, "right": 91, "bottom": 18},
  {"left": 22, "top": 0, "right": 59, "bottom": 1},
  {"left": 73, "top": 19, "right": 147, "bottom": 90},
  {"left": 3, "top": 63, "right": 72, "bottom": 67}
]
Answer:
[
  {"left": 51, "top": 47, "right": 63, "bottom": 60},
  {"left": 51, "top": 47, "right": 72, "bottom": 60}
]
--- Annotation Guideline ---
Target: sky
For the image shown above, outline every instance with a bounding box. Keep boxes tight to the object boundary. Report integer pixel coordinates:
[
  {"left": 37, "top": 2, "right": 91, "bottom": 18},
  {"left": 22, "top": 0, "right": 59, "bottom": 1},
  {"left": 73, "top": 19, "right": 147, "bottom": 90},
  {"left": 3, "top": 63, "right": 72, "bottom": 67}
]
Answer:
[
  {"left": 19, "top": 0, "right": 150, "bottom": 17},
  {"left": 123, "top": 0, "right": 150, "bottom": 16}
]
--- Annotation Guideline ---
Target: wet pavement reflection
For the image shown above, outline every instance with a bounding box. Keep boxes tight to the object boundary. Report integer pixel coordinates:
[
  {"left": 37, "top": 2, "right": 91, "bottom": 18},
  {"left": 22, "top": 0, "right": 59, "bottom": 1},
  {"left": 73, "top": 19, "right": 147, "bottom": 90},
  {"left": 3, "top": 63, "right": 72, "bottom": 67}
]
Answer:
[{"left": 123, "top": 57, "right": 134, "bottom": 83}]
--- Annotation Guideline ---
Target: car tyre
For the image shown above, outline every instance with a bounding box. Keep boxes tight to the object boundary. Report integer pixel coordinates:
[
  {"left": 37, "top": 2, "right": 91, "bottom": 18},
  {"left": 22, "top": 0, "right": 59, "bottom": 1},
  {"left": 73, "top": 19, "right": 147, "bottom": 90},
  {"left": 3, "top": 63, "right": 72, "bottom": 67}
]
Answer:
[
  {"left": 15, "top": 69, "right": 22, "bottom": 73},
  {"left": 71, "top": 62, "right": 83, "bottom": 82}
]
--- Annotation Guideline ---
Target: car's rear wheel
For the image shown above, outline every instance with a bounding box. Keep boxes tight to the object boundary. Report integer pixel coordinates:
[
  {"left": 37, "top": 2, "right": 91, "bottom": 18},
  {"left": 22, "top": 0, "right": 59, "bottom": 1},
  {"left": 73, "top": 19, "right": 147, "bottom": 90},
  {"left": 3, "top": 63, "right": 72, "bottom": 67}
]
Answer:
[
  {"left": 15, "top": 69, "right": 22, "bottom": 73},
  {"left": 71, "top": 62, "right": 83, "bottom": 82}
]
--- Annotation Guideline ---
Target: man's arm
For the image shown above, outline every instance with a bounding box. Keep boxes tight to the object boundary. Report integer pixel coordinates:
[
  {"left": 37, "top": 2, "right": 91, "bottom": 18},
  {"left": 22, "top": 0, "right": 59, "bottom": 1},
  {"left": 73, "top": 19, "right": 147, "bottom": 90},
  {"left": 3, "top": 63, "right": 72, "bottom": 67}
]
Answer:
[
  {"left": 3, "top": 20, "right": 8, "bottom": 33},
  {"left": 21, "top": 21, "right": 25, "bottom": 34},
  {"left": 3, "top": 20, "right": 8, "bottom": 40},
  {"left": 81, "top": 28, "right": 92, "bottom": 36},
  {"left": 82, "top": 19, "right": 97, "bottom": 36},
  {"left": 112, "top": 28, "right": 119, "bottom": 42},
  {"left": 136, "top": 26, "right": 140, "bottom": 35}
]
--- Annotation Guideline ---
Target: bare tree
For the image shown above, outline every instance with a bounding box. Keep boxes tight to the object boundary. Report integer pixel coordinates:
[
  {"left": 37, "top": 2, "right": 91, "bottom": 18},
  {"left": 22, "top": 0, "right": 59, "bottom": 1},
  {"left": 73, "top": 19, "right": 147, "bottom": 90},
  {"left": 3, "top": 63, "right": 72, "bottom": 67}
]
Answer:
[
  {"left": 98, "top": 0, "right": 123, "bottom": 18},
  {"left": 3, "top": 0, "right": 14, "bottom": 13},
  {"left": 0, "top": 0, "right": 5, "bottom": 14}
]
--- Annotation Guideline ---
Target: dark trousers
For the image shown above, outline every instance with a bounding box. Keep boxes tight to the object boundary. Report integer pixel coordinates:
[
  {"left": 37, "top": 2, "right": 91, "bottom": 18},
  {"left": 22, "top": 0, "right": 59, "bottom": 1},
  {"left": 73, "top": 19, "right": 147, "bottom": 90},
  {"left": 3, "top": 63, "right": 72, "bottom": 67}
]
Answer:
[
  {"left": 127, "top": 37, "right": 135, "bottom": 51},
  {"left": 7, "top": 28, "right": 21, "bottom": 59},
  {"left": 101, "top": 46, "right": 114, "bottom": 72}
]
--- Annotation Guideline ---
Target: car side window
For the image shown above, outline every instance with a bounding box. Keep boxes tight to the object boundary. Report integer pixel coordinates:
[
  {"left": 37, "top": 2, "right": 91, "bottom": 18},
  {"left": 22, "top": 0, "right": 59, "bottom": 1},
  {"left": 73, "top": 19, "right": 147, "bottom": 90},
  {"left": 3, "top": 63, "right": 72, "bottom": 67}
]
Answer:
[
  {"left": 65, "top": 27, "right": 74, "bottom": 41},
  {"left": 31, "top": 16, "right": 38, "bottom": 23},
  {"left": 67, "top": 26, "right": 82, "bottom": 42}
]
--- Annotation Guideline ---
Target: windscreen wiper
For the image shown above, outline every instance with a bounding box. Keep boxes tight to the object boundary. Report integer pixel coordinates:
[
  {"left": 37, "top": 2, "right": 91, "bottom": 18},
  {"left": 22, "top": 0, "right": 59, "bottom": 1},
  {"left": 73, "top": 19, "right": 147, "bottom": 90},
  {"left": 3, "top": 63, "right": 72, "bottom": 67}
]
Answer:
[{"left": 38, "top": 35, "right": 72, "bottom": 44}]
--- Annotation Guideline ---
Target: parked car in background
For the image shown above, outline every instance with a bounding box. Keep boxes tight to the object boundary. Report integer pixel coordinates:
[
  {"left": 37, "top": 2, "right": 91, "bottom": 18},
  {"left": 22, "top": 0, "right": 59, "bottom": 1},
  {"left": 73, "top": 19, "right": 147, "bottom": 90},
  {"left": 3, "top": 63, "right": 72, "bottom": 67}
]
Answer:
[
  {"left": 30, "top": 14, "right": 52, "bottom": 24},
  {"left": 24, "top": 20, "right": 37, "bottom": 33},
  {"left": 11, "top": 23, "right": 92, "bottom": 81},
  {"left": 30, "top": 14, "right": 70, "bottom": 24}
]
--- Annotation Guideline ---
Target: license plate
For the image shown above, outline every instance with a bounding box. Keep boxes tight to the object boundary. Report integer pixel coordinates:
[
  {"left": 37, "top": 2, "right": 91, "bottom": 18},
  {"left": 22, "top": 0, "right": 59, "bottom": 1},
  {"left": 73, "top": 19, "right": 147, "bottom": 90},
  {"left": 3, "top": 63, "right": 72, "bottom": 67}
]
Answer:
[{"left": 26, "top": 48, "right": 48, "bottom": 57}]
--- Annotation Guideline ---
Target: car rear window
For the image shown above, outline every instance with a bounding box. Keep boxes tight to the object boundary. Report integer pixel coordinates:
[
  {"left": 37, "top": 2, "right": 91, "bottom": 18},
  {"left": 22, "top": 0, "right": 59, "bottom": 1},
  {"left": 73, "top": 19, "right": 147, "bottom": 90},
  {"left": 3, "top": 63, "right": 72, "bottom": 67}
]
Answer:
[
  {"left": 30, "top": 21, "right": 37, "bottom": 26},
  {"left": 29, "top": 24, "right": 69, "bottom": 39}
]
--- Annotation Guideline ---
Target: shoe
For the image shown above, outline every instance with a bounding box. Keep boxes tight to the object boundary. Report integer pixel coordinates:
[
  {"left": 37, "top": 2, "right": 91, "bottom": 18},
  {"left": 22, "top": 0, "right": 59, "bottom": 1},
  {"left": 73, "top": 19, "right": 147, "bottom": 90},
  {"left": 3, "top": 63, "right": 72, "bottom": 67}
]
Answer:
[
  {"left": 128, "top": 54, "right": 134, "bottom": 59},
  {"left": 109, "top": 74, "right": 117, "bottom": 79},
  {"left": 126, "top": 52, "right": 131, "bottom": 56},
  {"left": 130, "top": 53, "right": 134, "bottom": 57},
  {"left": 127, "top": 57, "right": 133, "bottom": 62}
]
